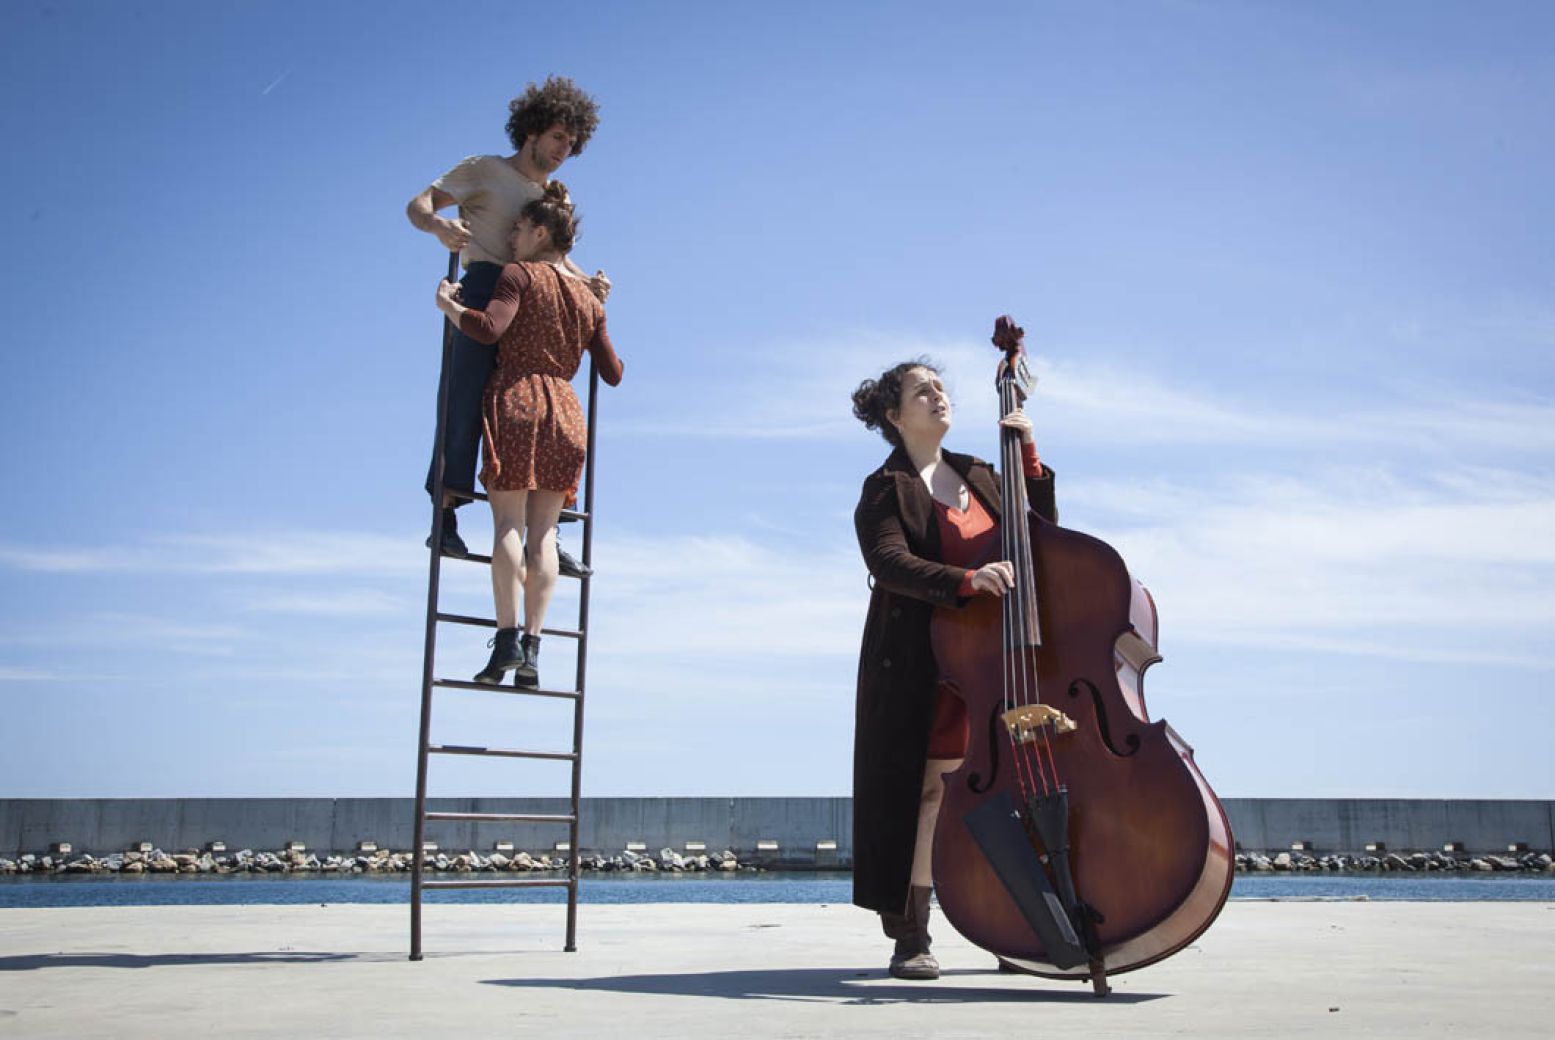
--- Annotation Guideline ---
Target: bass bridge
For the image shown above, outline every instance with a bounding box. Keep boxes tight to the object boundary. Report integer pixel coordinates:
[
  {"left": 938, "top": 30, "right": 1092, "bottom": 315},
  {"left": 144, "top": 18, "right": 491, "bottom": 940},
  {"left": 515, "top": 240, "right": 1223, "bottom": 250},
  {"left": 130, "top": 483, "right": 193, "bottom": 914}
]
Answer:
[{"left": 1002, "top": 704, "right": 1076, "bottom": 744}]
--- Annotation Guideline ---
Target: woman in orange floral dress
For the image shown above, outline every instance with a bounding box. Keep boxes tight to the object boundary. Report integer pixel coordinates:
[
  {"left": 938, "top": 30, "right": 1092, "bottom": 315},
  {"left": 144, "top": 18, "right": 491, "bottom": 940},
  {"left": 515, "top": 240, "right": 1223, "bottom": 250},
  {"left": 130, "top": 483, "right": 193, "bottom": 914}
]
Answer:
[{"left": 434, "top": 183, "right": 624, "bottom": 689}]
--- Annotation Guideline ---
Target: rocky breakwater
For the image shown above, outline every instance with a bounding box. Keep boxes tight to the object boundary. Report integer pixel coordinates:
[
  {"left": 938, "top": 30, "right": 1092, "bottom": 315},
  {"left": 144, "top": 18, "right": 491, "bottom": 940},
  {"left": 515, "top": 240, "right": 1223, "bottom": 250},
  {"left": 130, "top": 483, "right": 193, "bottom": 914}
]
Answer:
[
  {"left": 0, "top": 847, "right": 752, "bottom": 877},
  {"left": 1235, "top": 850, "right": 1555, "bottom": 873}
]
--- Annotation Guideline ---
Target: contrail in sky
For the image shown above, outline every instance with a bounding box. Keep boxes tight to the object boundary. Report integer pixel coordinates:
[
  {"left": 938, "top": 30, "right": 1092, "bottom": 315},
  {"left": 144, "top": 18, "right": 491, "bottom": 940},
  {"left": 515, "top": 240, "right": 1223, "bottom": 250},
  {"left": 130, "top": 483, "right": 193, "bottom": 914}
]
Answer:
[{"left": 261, "top": 69, "right": 292, "bottom": 96}]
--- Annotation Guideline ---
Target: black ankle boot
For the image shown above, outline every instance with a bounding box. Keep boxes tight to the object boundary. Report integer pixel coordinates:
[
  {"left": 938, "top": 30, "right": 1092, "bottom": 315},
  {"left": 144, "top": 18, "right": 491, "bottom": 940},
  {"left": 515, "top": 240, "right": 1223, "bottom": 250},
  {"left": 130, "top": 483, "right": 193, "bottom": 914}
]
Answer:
[
  {"left": 425, "top": 507, "right": 469, "bottom": 559},
  {"left": 473, "top": 627, "right": 522, "bottom": 684},
  {"left": 514, "top": 633, "right": 541, "bottom": 688}
]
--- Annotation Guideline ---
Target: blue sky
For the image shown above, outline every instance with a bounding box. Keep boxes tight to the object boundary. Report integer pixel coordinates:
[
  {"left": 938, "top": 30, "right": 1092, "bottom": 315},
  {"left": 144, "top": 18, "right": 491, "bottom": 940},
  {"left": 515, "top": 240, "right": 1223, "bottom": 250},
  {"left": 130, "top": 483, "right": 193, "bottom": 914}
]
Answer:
[{"left": 2, "top": 1, "right": 1551, "bottom": 799}]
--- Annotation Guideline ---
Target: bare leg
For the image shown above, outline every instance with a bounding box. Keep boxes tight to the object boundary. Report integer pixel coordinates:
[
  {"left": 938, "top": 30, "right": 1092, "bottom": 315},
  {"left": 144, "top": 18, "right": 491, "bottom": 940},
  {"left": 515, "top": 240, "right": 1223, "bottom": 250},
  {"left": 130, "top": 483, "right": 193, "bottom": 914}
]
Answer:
[
  {"left": 488, "top": 490, "right": 528, "bottom": 629},
  {"left": 522, "top": 491, "right": 566, "bottom": 634},
  {"left": 881, "top": 757, "right": 962, "bottom": 981},
  {"left": 910, "top": 757, "right": 963, "bottom": 888}
]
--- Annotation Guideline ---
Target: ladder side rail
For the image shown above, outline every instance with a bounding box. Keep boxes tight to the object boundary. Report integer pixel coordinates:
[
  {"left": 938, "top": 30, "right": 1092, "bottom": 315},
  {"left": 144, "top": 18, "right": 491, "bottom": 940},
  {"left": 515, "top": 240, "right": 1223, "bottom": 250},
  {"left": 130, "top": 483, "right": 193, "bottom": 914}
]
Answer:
[
  {"left": 564, "top": 360, "right": 600, "bottom": 952},
  {"left": 410, "top": 251, "right": 460, "bottom": 961}
]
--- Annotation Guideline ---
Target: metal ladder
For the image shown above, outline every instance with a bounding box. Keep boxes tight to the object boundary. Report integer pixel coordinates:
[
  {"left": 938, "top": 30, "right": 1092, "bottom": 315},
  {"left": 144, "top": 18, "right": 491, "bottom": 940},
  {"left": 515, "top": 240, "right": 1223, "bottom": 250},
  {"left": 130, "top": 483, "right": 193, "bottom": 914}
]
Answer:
[{"left": 409, "top": 254, "right": 598, "bottom": 960}]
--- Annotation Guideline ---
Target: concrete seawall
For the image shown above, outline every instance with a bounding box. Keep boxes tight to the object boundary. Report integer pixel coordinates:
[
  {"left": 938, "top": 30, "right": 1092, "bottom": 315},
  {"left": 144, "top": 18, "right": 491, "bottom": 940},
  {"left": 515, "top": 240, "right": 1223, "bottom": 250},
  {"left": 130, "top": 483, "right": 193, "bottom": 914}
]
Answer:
[{"left": 2, "top": 797, "right": 1550, "bottom": 861}]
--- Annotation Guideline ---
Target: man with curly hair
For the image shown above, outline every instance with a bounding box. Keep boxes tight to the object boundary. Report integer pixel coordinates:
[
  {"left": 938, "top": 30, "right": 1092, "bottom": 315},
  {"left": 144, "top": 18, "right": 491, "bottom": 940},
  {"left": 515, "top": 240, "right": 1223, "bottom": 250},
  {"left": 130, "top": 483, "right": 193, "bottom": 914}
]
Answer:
[{"left": 407, "top": 76, "right": 609, "bottom": 570}]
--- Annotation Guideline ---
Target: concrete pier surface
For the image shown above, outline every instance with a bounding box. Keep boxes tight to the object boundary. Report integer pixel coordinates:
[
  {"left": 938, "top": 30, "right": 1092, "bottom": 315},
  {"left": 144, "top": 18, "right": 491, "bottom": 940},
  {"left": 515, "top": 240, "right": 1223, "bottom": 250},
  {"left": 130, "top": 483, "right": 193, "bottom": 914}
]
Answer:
[{"left": 2, "top": 901, "right": 1551, "bottom": 1037}]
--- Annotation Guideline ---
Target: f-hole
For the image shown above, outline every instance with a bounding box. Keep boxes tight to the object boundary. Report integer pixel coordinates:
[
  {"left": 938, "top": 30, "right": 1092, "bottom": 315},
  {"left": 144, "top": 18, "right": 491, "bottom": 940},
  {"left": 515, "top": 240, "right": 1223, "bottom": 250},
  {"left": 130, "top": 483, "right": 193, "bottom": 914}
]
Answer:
[{"left": 1068, "top": 678, "right": 1140, "bottom": 757}]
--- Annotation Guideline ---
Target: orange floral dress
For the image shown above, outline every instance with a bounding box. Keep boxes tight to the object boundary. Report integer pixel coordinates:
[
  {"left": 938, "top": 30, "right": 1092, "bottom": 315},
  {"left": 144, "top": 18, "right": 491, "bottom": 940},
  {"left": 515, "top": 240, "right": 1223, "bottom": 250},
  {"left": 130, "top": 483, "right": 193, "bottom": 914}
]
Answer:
[{"left": 456, "top": 261, "right": 624, "bottom": 497}]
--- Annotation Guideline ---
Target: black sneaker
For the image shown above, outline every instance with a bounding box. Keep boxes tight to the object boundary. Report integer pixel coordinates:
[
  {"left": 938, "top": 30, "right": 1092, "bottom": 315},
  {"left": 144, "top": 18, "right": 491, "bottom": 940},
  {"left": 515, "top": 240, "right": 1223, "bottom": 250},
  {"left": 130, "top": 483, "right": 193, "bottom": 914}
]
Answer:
[{"left": 424, "top": 507, "right": 468, "bottom": 559}]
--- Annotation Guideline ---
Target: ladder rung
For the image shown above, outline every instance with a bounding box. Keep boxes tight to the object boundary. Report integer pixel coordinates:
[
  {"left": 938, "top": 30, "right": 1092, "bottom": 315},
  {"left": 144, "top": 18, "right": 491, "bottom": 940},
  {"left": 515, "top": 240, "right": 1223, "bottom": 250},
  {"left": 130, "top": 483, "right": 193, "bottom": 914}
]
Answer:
[
  {"left": 433, "top": 613, "right": 582, "bottom": 640},
  {"left": 424, "top": 811, "right": 576, "bottom": 824},
  {"left": 423, "top": 878, "right": 572, "bottom": 890},
  {"left": 431, "top": 678, "right": 581, "bottom": 700},
  {"left": 441, "top": 553, "right": 588, "bottom": 578},
  {"left": 429, "top": 744, "right": 577, "bottom": 762},
  {"left": 445, "top": 490, "right": 588, "bottom": 524}
]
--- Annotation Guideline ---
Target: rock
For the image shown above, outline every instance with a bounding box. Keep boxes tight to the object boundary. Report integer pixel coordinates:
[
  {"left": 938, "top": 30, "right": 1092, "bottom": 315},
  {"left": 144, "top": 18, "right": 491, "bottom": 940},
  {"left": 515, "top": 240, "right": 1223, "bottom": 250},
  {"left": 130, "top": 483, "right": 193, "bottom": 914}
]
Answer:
[
  {"left": 1382, "top": 853, "right": 1408, "bottom": 871},
  {"left": 124, "top": 850, "right": 144, "bottom": 865},
  {"left": 489, "top": 853, "right": 511, "bottom": 870},
  {"left": 1533, "top": 853, "right": 1552, "bottom": 869},
  {"left": 122, "top": 860, "right": 145, "bottom": 874},
  {"left": 1469, "top": 858, "right": 1493, "bottom": 871},
  {"left": 173, "top": 854, "right": 197, "bottom": 868},
  {"left": 513, "top": 852, "right": 535, "bottom": 870},
  {"left": 0, "top": 859, "right": 15, "bottom": 874}
]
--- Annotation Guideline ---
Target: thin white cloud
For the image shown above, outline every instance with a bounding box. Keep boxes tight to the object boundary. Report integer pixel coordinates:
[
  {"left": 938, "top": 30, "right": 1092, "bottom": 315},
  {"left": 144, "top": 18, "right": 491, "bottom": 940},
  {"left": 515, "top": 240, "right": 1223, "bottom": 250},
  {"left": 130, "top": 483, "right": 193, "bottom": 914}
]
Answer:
[
  {"left": 245, "top": 589, "right": 406, "bottom": 616},
  {"left": 0, "top": 666, "right": 69, "bottom": 681},
  {"left": 0, "top": 532, "right": 422, "bottom": 577},
  {"left": 1074, "top": 466, "right": 1555, "bottom": 669},
  {"left": 611, "top": 329, "right": 1555, "bottom": 456},
  {"left": 589, "top": 533, "right": 865, "bottom": 660}
]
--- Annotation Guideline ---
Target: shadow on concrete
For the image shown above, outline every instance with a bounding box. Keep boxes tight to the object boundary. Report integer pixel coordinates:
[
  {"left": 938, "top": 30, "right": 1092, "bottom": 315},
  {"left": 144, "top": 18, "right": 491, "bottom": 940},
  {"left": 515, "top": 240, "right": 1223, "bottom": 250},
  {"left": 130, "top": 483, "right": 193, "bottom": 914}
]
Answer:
[
  {"left": 483, "top": 967, "right": 1169, "bottom": 1005},
  {"left": 0, "top": 950, "right": 379, "bottom": 971}
]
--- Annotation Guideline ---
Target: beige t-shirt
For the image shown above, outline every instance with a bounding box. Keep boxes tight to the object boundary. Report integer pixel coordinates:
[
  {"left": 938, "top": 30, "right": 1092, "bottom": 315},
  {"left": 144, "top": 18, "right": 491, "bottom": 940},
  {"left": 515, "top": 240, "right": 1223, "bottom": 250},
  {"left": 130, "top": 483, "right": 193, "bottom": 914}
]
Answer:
[{"left": 432, "top": 155, "right": 546, "bottom": 267}]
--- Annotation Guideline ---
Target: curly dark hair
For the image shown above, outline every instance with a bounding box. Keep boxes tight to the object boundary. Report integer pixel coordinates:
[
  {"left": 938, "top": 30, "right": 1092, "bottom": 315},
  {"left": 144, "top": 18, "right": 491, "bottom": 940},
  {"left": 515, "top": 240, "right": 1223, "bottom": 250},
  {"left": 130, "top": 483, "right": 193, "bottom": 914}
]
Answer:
[
  {"left": 520, "top": 181, "right": 579, "bottom": 254},
  {"left": 851, "top": 358, "right": 941, "bottom": 448},
  {"left": 505, "top": 76, "right": 600, "bottom": 154}
]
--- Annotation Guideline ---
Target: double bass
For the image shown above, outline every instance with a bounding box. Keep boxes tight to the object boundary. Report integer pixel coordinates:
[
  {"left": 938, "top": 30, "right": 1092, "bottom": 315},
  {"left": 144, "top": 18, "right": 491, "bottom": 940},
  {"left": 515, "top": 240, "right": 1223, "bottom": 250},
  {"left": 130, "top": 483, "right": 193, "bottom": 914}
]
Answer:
[{"left": 928, "top": 317, "right": 1233, "bottom": 996}]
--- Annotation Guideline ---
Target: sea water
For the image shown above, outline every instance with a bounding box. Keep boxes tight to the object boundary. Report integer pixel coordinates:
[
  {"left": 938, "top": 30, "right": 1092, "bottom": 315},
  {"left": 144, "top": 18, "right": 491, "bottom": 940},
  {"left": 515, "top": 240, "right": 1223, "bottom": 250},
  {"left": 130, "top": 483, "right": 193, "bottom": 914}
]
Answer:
[{"left": 3, "top": 871, "right": 1553, "bottom": 908}]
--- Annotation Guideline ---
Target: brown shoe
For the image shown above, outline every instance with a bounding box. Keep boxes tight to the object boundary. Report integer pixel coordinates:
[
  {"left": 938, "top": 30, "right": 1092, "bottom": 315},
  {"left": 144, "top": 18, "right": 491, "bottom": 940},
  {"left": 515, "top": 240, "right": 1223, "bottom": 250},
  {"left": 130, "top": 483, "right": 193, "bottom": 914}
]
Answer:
[
  {"left": 889, "top": 947, "right": 941, "bottom": 980},
  {"left": 881, "top": 885, "right": 940, "bottom": 980}
]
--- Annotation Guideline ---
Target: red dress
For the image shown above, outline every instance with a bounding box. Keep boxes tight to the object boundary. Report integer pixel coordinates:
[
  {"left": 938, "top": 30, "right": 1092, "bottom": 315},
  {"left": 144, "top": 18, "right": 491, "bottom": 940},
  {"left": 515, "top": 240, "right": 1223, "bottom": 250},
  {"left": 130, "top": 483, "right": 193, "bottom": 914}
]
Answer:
[
  {"left": 457, "top": 262, "right": 624, "bottom": 497},
  {"left": 926, "top": 443, "right": 1044, "bottom": 758}
]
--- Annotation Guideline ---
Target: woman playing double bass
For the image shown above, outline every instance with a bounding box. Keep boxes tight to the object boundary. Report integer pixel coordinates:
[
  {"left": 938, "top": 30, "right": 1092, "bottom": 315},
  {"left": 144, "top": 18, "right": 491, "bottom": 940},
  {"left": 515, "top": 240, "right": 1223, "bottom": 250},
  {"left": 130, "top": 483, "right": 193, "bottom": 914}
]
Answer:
[{"left": 850, "top": 355, "right": 1055, "bottom": 980}]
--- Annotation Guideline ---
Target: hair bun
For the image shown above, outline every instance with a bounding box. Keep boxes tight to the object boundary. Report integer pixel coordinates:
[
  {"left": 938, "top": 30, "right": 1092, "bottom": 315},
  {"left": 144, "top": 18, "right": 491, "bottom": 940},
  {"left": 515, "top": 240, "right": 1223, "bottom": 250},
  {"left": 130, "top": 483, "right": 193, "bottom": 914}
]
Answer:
[{"left": 544, "top": 180, "right": 572, "bottom": 207}]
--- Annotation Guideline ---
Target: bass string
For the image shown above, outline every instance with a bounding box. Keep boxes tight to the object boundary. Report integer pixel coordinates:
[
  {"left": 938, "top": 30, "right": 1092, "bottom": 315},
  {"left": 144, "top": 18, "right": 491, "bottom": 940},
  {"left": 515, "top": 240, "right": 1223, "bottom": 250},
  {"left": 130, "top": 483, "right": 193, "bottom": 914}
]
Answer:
[
  {"left": 996, "top": 374, "right": 1040, "bottom": 801},
  {"left": 998, "top": 372, "right": 1055, "bottom": 798},
  {"left": 1001, "top": 365, "right": 1063, "bottom": 795}
]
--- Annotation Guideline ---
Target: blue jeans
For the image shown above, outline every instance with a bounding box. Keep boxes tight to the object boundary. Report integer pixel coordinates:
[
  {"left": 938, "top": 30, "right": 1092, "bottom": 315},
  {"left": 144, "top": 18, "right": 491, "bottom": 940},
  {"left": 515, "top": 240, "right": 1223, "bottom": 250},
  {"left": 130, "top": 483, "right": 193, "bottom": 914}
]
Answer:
[{"left": 425, "top": 261, "right": 502, "bottom": 504}]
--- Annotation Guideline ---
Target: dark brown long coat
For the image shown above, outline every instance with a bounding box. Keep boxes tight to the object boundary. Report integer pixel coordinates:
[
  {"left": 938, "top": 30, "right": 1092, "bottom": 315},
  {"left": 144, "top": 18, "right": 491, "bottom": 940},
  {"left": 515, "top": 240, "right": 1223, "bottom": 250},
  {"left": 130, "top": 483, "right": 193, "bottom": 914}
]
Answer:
[{"left": 851, "top": 446, "right": 1057, "bottom": 913}]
